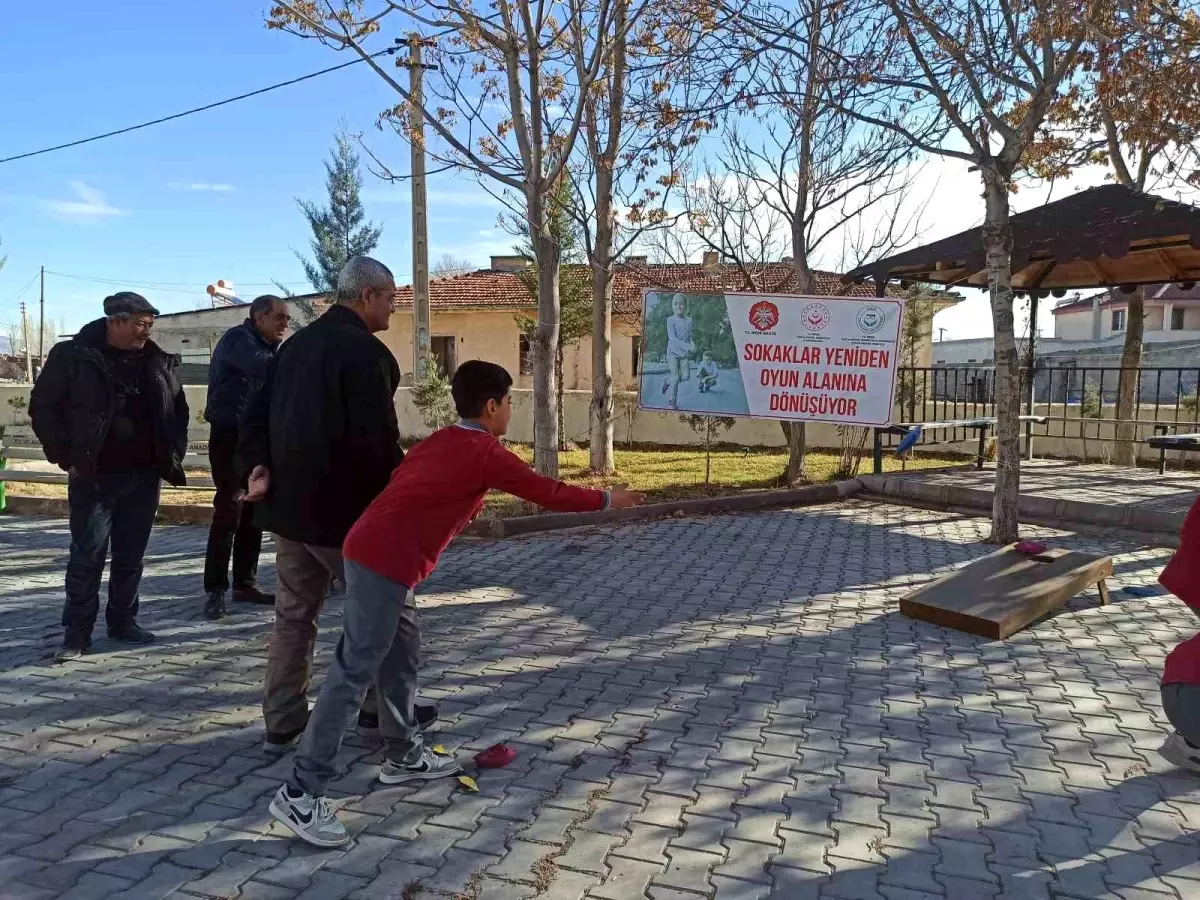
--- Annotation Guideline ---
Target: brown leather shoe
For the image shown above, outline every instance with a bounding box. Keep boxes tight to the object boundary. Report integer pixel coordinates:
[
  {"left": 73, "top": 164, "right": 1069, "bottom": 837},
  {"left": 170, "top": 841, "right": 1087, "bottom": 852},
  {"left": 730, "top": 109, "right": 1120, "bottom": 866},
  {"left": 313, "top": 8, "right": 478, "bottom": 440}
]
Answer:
[{"left": 233, "top": 585, "right": 275, "bottom": 606}]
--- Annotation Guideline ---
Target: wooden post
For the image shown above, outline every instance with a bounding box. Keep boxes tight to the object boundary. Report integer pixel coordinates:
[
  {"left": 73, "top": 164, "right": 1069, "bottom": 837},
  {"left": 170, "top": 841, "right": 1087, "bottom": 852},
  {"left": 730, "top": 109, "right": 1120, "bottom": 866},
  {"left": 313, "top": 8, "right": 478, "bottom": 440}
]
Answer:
[
  {"left": 37, "top": 266, "right": 45, "bottom": 372},
  {"left": 1025, "top": 293, "right": 1037, "bottom": 460},
  {"left": 20, "top": 301, "right": 32, "bottom": 383},
  {"left": 408, "top": 34, "right": 431, "bottom": 382}
]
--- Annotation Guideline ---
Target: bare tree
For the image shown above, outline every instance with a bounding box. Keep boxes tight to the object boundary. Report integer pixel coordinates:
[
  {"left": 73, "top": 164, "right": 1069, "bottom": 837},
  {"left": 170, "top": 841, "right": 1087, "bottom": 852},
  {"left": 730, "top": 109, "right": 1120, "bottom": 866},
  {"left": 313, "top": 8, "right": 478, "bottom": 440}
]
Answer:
[
  {"left": 431, "top": 252, "right": 476, "bottom": 278},
  {"left": 647, "top": 163, "right": 789, "bottom": 284},
  {"left": 832, "top": 0, "right": 1112, "bottom": 542},
  {"left": 561, "top": 0, "right": 707, "bottom": 474},
  {"left": 269, "top": 0, "right": 641, "bottom": 477}
]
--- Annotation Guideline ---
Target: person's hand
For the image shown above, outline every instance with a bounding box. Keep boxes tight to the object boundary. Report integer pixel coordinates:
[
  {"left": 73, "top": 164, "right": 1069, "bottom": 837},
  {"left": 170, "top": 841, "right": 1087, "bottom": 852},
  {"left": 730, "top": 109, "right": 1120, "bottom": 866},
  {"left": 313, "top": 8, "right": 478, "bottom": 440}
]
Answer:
[
  {"left": 242, "top": 465, "right": 271, "bottom": 502},
  {"left": 609, "top": 484, "right": 645, "bottom": 509}
]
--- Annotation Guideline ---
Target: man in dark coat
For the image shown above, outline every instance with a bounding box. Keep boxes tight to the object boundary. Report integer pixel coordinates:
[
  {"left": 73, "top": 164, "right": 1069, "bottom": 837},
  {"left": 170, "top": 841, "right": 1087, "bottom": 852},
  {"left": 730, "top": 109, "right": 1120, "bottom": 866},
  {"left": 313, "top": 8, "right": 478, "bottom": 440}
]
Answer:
[
  {"left": 30, "top": 292, "right": 189, "bottom": 661},
  {"left": 239, "top": 256, "right": 403, "bottom": 751},
  {"left": 201, "top": 295, "right": 289, "bottom": 620}
]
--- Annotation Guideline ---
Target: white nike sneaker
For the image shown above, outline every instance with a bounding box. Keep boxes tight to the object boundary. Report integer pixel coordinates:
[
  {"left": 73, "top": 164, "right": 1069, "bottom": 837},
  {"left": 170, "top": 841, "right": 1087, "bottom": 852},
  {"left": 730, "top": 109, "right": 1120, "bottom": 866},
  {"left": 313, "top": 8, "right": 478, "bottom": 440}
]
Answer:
[
  {"left": 268, "top": 784, "right": 350, "bottom": 847},
  {"left": 378, "top": 744, "right": 463, "bottom": 785},
  {"left": 1158, "top": 732, "right": 1200, "bottom": 775}
]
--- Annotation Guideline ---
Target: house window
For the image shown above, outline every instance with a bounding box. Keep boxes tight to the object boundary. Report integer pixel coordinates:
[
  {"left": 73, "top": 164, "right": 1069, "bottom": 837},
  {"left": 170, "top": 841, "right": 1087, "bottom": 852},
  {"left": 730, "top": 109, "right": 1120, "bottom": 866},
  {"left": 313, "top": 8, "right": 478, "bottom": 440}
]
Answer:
[
  {"left": 1111, "top": 309, "right": 1126, "bottom": 332},
  {"left": 430, "top": 336, "right": 457, "bottom": 377},
  {"left": 632, "top": 338, "right": 641, "bottom": 378},
  {"left": 518, "top": 334, "right": 534, "bottom": 375},
  {"left": 1172, "top": 307, "right": 1186, "bottom": 331}
]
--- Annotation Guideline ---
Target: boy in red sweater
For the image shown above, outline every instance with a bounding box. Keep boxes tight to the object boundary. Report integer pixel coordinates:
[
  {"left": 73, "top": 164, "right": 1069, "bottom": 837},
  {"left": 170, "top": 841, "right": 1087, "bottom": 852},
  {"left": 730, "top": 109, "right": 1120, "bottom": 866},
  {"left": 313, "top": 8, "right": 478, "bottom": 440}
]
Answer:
[
  {"left": 1159, "top": 495, "right": 1200, "bottom": 773},
  {"left": 270, "top": 360, "right": 644, "bottom": 847}
]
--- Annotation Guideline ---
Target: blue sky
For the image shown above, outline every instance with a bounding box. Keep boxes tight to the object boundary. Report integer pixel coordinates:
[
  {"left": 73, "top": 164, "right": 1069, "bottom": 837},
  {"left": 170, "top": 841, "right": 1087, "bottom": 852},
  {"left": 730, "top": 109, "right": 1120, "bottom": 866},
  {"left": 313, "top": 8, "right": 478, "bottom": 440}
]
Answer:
[
  {"left": 0, "top": 1, "right": 1142, "bottom": 343},
  {"left": 0, "top": 1, "right": 512, "bottom": 334}
]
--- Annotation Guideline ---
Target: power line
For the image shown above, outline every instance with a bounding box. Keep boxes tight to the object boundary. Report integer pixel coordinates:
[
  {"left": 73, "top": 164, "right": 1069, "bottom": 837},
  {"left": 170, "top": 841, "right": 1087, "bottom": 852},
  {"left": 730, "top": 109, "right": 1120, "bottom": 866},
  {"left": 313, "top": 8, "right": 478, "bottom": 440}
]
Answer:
[
  {"left": 0, "top": 271, "right": 42, "bottom": 309},
  {"left": 45, "top": 270, "right": 312, "bottom": 291},
  {"left": 0, "top": 48, "right": 397, "bottom": 165}
]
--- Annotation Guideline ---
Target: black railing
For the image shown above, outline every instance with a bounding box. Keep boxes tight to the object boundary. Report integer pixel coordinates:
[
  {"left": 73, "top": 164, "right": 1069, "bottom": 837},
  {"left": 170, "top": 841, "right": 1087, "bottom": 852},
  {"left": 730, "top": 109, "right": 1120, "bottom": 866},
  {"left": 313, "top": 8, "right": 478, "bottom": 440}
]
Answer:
[{"left": 881, "top": 365, "right": 1200, "bottom": 467}]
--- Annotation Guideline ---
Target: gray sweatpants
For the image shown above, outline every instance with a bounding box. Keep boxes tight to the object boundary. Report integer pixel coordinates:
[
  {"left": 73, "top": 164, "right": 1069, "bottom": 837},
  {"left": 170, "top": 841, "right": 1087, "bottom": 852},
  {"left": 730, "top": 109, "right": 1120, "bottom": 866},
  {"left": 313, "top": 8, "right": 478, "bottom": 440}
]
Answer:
[
  {"left": 290, "top": 559, "right": 423, "bottom": 798},
  {"left": 1163, "top": 682, "right": 1200, "bottom": 747}
]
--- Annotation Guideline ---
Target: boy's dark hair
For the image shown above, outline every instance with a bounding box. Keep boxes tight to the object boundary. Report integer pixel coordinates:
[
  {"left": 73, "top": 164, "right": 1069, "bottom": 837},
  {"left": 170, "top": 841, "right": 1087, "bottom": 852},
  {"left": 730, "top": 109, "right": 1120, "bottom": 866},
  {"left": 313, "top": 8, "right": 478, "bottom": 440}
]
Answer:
[{"left": 452, "top": 360, "right": 513, "bottom": 417}]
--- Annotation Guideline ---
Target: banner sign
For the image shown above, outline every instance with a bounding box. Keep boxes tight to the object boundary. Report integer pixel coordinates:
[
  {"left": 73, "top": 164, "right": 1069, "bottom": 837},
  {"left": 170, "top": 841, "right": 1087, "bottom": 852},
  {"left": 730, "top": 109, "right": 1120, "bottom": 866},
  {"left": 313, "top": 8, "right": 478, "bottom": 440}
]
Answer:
[{"left": 638, "top": 290, "right": 904, "bottom": 426}]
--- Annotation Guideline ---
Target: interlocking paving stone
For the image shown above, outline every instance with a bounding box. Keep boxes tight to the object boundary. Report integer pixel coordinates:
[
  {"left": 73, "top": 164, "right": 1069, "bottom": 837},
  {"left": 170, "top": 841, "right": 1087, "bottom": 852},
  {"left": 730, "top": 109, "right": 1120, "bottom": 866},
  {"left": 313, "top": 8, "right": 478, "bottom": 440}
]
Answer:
[{"left": 2, "top": 502, "right": 1199, "bottom": 898}]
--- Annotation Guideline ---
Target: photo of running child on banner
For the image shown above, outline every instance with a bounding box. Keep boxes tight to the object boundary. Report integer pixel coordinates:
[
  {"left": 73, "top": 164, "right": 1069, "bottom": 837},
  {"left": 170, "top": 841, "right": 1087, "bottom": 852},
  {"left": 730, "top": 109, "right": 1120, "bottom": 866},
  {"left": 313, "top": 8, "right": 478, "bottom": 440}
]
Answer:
[{"left": 638, "top": 290, "right": 905, "bottom": 426}]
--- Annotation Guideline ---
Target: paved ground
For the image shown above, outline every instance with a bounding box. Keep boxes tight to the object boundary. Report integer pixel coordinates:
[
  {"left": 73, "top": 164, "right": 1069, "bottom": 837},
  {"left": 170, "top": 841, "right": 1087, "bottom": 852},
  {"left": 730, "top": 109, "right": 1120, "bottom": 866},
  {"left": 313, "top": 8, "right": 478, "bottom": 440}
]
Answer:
[
  {"left": 1, "top": 500, "right": 1199, "bottom": 900},
  {"left": 883, "top": 460, "right": 1200, "bottom": 519}
]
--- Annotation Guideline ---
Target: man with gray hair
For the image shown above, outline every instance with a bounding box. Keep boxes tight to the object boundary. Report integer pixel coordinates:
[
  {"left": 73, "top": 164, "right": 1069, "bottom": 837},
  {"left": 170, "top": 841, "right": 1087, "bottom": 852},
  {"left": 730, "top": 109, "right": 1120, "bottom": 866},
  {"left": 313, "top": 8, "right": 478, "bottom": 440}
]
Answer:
[
  {"left": 30, "top": 292, "right": 189, "bottom": 661},
  {"left": 238, "top": 257, "right": 407, "bottom": 751},
  {"left": 201, "top": 294, "right": 290, "bottom": 620}
]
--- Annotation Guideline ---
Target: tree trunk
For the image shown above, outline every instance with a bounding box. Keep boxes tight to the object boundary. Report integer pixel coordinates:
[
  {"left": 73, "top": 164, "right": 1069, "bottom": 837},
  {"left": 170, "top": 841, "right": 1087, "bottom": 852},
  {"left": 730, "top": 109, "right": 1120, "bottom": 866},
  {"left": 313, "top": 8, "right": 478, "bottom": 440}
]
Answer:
[
  {"left": 532, "top": 221, "right": 561, "bottom": 477},
  {"left": 589, "top": 181, "right": 616, "bottom": 474},
  {"left": 1114, "top": 287, "right": 1144, "bottom": 467},
  {"left": 705, "top": 422, "right": 712, "bottom": 485},
  {"left": 982, "top": 169, "right": 1020, "bottom": 543},
  {"left": 782, "top": 237, "right": 818, "bottom": 485},
  {"left": 556, "top": 344, "right": 567, "bottom": 452}
]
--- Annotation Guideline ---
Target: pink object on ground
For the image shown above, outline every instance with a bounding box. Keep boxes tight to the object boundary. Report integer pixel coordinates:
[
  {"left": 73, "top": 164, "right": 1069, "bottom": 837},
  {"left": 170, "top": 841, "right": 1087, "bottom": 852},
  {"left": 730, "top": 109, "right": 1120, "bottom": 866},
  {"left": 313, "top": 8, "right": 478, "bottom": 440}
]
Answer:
[
  {"left": 1015, "top": 540, "right": 1048, "bottom": 555},
  {"left": 474, "top": 744, "right": 517, "bottom": 769}
]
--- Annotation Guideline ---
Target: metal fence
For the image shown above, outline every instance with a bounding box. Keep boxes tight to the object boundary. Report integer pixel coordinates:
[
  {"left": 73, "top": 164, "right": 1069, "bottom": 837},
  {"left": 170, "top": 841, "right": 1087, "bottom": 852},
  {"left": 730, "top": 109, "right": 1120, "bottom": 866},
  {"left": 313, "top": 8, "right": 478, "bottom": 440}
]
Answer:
[{"left": 885, "top": 365, "right": 1200, "bottom": 464}]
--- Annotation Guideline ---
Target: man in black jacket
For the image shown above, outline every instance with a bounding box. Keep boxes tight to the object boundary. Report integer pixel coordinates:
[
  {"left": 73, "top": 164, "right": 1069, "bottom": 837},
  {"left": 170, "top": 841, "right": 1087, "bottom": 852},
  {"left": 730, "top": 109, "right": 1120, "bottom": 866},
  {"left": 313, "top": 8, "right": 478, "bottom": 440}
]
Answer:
[
  {"left": 202, "top": 295, "right": 289, "bottom": 620},
  {"left": 239, "top": 256, "right": 403, "bottom": 751},
  {"left": 30, "top": 292, "right": 189, "bottom": 661}
]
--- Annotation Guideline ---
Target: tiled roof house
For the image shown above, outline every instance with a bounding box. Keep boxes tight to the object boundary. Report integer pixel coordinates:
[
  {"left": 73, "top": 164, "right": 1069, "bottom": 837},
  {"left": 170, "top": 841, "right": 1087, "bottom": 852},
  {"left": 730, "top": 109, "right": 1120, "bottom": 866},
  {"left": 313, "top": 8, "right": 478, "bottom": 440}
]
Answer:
[{"left": 384, "top": 252, "right": 956, "bottom": 390}]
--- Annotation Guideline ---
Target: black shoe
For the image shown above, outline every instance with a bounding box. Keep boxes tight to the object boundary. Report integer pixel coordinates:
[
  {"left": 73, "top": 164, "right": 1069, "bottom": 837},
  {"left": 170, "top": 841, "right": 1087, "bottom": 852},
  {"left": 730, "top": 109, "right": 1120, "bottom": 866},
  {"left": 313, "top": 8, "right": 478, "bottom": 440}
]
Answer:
[
  {"left": 55, "top": 632, "right": 91, "bottom": 662},
  {"left": 357, "top": 704, "right": 438, "bottom": 736},
  {"left": 416, "top": 703, "right": 438, "bottom": 732},
  {"left": 263, "top": 724, "right": 307, "bottom": 753},
  {"left": 107, "top": 623, "right": 156, "bottom": 644},
  {"left": 204, "top": 590, "right": 227, "bottom": 620},
  {"left": 233, "top": 584, "right": 275, "bottom": 606}
]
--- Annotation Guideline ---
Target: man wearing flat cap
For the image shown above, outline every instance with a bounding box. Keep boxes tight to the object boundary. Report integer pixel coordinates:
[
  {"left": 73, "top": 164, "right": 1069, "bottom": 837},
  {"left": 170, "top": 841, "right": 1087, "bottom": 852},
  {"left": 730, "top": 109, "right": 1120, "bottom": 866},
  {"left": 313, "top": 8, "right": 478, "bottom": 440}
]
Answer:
[{"left": 31, "top": 292, "right": 190, "bottom": 661}]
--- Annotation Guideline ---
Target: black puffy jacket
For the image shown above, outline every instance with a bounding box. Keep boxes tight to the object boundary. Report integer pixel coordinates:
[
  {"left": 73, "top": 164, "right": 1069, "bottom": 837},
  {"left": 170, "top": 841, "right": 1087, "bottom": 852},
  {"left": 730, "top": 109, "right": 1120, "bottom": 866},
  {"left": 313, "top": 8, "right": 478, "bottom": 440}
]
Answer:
[
  {"left": 29, "top": 319, "right": 190, "bottom": 486},
  {"left": 237, "top": 304, "right": 402, "bottom": 547},
  {"left": 204, "top": 318, "right": 278, "bottom": 431}
]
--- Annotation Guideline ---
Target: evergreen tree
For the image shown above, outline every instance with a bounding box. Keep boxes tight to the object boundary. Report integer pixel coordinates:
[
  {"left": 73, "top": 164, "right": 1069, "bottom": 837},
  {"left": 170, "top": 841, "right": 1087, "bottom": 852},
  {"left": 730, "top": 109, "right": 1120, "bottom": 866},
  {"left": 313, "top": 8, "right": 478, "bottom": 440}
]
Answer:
[{"left": 296, "top": 126, "right": 383, "bottom": 293}]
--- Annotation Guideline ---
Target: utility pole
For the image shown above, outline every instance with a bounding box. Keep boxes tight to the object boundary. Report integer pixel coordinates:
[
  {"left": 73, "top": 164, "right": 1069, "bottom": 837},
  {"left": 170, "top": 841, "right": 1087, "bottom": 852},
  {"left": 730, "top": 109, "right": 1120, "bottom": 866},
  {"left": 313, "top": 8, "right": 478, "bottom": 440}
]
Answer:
[
  {"left": 19, "top": 301, "right": 32, "bottom": 383},
  {"left": 38, "top": 266, "right": 45, "bottom": 370},
  {"left": 406, "top": 33, "right": 433, "bottom": 382}
]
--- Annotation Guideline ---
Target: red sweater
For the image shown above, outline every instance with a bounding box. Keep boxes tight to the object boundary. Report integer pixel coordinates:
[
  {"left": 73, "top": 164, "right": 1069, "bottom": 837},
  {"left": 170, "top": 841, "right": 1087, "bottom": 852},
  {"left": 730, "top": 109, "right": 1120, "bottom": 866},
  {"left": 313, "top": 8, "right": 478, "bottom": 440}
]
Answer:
[
  {"left": 1164, "top": 633, "right": 1200, "bottom": 686},
  {"left": 343, "top": 424, "right": 607, "bottom": 588},
  {"left": 1161, "top": 495, "right": 1200, "bottom": 614}
]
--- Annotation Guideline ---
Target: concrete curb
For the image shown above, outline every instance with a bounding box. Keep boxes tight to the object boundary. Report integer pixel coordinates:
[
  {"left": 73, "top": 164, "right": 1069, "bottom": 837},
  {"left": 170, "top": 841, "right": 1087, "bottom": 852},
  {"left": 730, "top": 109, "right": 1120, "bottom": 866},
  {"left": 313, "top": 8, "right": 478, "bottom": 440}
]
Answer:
[
  {"left": 3, "top": 480, "right": 865, "bottom": 537},
  {"left": 857, "top": 474, "right": 1186, "bottom": 539},
  {"left": 2, "top": 494, "right": 214, "bottom": 525},
  {"left": 461, "top": 478, "right": 865, "bottom": 538}
]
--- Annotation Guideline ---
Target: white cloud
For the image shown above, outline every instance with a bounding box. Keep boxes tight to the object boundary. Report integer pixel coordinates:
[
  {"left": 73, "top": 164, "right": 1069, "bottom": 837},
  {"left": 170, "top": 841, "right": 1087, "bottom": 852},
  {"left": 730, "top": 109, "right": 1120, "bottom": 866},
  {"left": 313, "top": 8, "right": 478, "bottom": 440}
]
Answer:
[
  {"left": 170, "top": 181, "right": 235, "bottom": 192},
  {"left": 45, "top": 181, "right": 127, "bottom": 220}
]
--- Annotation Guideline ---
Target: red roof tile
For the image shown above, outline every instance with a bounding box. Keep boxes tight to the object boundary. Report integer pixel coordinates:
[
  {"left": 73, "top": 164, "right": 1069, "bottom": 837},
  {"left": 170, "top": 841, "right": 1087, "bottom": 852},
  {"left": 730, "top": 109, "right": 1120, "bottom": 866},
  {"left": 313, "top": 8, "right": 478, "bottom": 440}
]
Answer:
[{"left": 394, "top": 261, "right": 919, "bottom": 316}]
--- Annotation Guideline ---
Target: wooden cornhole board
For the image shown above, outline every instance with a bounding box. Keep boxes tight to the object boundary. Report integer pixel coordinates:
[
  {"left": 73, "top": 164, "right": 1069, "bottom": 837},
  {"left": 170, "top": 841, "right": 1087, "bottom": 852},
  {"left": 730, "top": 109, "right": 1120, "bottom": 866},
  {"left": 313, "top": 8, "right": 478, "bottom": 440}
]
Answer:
[{"left": 900, "top": 544, "right": 1113, "bottom": 639}]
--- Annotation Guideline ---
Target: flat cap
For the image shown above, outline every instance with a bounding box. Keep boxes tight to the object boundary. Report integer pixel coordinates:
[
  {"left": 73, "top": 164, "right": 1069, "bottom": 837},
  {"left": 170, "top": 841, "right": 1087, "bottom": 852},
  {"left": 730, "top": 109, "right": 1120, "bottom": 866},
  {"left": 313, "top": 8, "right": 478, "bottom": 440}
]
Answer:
[{"left": 103, "top": 292, "right": 160, "bottom": 317}]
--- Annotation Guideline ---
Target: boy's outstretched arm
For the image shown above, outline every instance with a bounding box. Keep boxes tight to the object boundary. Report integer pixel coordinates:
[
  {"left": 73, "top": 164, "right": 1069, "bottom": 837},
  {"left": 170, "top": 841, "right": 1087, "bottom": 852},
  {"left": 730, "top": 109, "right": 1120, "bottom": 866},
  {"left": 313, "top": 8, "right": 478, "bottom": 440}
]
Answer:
[{"left": 483, "top": 444, "right": 644, "bottom": 512}]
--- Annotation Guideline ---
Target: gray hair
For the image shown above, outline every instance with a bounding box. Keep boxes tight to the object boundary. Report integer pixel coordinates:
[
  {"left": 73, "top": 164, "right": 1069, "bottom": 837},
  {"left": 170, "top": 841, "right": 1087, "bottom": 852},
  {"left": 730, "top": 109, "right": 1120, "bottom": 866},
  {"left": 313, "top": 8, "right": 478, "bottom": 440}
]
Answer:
[
  {"left": 107, "top": 311, "right": 134, "bottom": 324},
  {"left": 249, "top": 294, "right": 284, "bottom": 318},
  {"left": 336, "top": 256, "right": 395, "bottom": 305}
]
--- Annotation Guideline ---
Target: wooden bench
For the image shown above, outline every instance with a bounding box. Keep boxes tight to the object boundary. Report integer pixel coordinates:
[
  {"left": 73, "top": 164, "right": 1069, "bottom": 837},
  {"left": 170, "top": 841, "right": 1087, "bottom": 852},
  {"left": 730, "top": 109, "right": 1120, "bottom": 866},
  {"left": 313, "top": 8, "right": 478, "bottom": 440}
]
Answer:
[
  {"left": 872, "top": 415, "right": 1048, "bottom": 474},
  {"left": 1146, "top": 431, "right": 1200, "bottom": 475},
  {"left": 1, "top": 430, "right": 214, "bottom": 491},
  {"left": 900, "top": 544, "right": 1113, "bottom": 639}
]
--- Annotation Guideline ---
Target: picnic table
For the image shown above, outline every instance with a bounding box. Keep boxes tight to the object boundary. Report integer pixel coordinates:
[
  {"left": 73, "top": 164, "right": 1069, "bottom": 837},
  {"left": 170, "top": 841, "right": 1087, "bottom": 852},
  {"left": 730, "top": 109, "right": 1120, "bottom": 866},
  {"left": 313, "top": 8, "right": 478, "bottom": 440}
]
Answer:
[
  {"left": 872, "top": 415, "right": 1048, "bottom": 475},
  {"left": 1146, "top": 430, "right": 1200, "bottom": 475}
]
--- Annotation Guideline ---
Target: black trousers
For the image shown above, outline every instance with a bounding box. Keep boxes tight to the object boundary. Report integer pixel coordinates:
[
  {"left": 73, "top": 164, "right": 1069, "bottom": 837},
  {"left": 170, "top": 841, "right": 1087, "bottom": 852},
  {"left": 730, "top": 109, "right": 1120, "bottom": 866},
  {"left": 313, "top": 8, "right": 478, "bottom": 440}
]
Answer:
[
  {"left": 64, "top": 468, "right": 160, "bottom": 635},
  {"left": 203, "top": 426, "right": 262, "bottom": 593}
]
